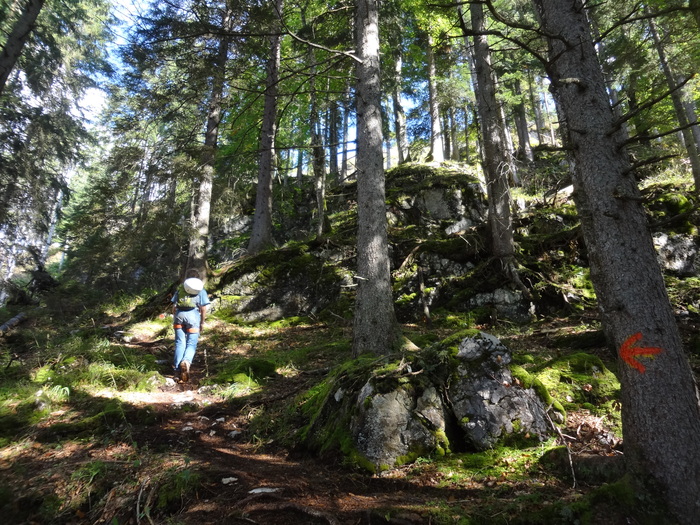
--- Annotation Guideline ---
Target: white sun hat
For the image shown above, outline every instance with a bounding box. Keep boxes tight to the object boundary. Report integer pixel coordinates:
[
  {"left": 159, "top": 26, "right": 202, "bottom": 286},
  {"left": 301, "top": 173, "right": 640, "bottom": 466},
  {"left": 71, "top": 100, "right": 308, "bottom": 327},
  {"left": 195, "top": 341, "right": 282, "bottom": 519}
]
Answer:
[{"left": 183, "top": 277, "right": 204, "bottom": 295}]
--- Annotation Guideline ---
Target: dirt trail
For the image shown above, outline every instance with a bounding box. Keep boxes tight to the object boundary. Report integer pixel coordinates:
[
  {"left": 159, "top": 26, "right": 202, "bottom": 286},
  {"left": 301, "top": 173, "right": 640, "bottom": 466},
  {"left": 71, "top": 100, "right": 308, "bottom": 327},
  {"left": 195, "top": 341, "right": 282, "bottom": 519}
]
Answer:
[{"left": 120, "top": 367, "right": 453, "bottom": 525}]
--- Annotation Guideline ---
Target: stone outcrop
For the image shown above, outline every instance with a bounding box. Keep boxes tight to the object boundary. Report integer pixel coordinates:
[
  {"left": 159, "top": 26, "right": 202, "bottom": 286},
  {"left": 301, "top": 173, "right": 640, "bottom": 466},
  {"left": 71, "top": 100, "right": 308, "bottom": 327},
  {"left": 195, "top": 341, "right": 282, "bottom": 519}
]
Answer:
[{"left": 306, "top": 331, "right": 551, "bottom": 472}]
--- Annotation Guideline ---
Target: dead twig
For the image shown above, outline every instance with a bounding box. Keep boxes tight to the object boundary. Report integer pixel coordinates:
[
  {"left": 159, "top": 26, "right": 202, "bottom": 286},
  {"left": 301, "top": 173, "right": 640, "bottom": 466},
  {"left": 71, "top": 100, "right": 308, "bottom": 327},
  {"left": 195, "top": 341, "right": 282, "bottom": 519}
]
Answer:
[
  {"left": 136, "top": 476, "right": 155, "bottom": 525},
  {"left": 545, "top": 407, "right": 577, "bottom": 489}
]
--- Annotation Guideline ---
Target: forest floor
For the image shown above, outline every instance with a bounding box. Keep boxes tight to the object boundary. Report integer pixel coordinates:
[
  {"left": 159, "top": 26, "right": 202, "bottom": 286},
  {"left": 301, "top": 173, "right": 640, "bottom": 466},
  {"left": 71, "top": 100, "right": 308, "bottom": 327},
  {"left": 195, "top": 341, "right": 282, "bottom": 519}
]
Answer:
[{"left": 4, "top": 307, "right": 694, "bottom": 525}]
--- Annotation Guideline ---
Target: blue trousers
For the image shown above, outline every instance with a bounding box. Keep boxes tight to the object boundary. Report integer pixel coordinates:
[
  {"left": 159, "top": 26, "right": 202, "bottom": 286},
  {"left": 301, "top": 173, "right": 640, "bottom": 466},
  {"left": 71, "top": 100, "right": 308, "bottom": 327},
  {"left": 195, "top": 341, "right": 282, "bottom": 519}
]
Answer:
[{"left": 173, "top": 309, "right": 201, "bottom": 369}]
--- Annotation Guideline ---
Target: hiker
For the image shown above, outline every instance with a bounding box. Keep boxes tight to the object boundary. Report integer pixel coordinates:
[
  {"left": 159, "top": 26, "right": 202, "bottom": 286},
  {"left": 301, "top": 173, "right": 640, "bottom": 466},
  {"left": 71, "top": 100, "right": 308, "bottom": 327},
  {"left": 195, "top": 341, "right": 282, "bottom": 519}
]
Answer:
[{"left": 171, "top": 271, "right": 210, "bottom": 382}]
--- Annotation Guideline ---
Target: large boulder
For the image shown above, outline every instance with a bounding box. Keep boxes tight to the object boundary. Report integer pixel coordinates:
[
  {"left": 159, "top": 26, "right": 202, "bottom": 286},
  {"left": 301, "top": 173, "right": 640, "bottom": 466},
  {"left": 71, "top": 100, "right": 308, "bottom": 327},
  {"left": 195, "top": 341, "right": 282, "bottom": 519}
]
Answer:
[
  {"left": 303, "top": 331, "right": 551, "bottom": 472},
  {"left": 386, "top": 162, "right": 487, "bottom": 234},
  {"left": 653, "top": 233, "right": 699, "bottom": 276},
  {"left": 215, "top": 246, "right": 352, "bottom": 321},
  {"left": 449, "top": 332, "right": 549, "bottom": 449}
]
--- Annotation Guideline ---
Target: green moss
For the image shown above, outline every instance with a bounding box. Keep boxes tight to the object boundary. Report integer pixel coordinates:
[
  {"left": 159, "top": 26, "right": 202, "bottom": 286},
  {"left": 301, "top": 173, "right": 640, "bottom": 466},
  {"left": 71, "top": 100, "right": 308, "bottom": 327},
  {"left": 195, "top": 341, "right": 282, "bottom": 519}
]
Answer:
[
  {"left": 435, "top": 329, "right": 481, "bottom": 355},
  {"left": 433, "top": 428, "right": 450, "bottom": 455},
  {"left": 531, "top": 352, "right": 620, "bottom": 409},
  {"left": 510, "top": 364, "right": 566, "bottom": 418},
  {"left": 213, "top": 357, "right": 277, "bottom": 383}
]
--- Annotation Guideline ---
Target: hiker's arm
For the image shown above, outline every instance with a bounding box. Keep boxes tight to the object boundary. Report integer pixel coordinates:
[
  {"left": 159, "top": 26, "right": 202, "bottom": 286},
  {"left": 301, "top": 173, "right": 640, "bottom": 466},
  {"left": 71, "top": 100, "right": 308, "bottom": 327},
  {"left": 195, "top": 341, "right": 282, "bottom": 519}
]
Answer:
[{"left": 199, "top": 306, "right": 207, "bottom": 330}]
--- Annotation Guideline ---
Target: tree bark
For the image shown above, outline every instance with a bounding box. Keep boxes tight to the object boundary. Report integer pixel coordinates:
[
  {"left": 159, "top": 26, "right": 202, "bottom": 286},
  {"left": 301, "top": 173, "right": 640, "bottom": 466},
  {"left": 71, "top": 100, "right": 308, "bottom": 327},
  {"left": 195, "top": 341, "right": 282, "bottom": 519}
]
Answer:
[
  {"left": 341, "top": 86, "right": 351, "bottom": 180},
  {"left": 392, "top": 50, "right": 409, "bottom": 164},
  {"left": 306, "top": 42, "right": 327, "bottom": 238},
  {"left": 0, "top": 0, "right": 45, "bottom": 95},
  {"left": 187, "top": 7, "right": 231, "bottom": 273},
  {"left": 531, "top": 2, "right": 700, "bottom": 522},
  {"left": 352, "top": 0, "right": 399, "bottom": 357},
  {"left": 470, "top": 2, "right": 515, "bottom": 261},
  {"left": 248, "top": 0, "right": 283, "bottom": 254},
  {"left": 426, "top": 33, "right": 444, "bottom": 163},
  {"left": 527, "top": 71, "right": 545, "bottom": 146},
  {"left": 513, "top": 79, "right": 533, "bottom": 163},
  {"left": 329, "top": 100, "right": 339, "bottom": 177}
]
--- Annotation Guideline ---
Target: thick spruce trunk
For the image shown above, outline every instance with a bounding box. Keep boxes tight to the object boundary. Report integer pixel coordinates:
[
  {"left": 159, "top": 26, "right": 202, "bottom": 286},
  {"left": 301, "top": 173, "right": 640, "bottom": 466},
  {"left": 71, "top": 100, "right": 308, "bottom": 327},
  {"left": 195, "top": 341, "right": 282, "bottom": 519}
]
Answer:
[
  {"left": 470, "top": 2, "right": 515, "bottom": 261},
  {"left": 187, "top": 8, "right": 231, "bottom": 274},
  {"left": 352, "top": 0, "right": 399, "bottom": 357},
  {"left": 532, "top": 1, "right": 700, "bottom": 522},
  {"left": 248, "top": 0, "right": 283, "bottom": 254}
]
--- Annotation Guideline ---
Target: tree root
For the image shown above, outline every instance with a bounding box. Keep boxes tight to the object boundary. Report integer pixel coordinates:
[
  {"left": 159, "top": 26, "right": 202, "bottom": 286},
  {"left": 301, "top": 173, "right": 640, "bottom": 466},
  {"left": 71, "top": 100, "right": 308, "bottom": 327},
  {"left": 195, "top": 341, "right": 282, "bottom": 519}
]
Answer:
[{"left": 237, "top": 492, "right": 340, "bottom": 525}]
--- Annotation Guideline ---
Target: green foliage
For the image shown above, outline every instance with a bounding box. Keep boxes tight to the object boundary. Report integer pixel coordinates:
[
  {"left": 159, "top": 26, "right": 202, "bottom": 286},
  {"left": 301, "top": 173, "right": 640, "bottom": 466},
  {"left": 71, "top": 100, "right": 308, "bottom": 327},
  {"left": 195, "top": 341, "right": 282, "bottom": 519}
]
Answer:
[{"left": 71, "top": 460, "right": 108, "bottom": 486}]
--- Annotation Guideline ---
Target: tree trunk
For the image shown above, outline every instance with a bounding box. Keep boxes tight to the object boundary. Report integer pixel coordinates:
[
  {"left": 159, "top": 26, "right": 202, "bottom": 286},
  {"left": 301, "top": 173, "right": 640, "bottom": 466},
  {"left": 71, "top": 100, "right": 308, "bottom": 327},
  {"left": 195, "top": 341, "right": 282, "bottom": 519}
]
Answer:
[
  {"left": 470, "top": 2, "right": 515, "bottom": 261},
  {"left": 627, "top": 76, "right": 652, "bottom": 149},
  {"left": 513, "top": 79, "right": 533, "bottom": 163},
  {"left": 306, "top": 44, "right": 327, "bottom": 237},
  {"left": 341, "top": 86, "right": 351, "bottom": 180},
  {"left": 329, "top": 100, "right": 339, "bottom": 177},
  {"left": 532, "top": 2, "right": 700, "bottom": 522},
  {"left": 296, "top": 148, "right": 304, "bottom": 182},
  {"left": 647, "top": 13, "right": 700, "bottom": 190},
  {"left": 187, "top": 8, "right": 232, "bottom": 273},
  {"left": 0, "top": 0, "right": 45, "bottom": 95},
  {"left": 352, "top": 0, "right": 399, "bottom": 357},
  {"left": 449, "top": 107, "right": 460, "bottom": 161},
  {"left": 442, "top": 110, "right": 451, "bottom": 160},
  {"left": 462, "top": 106, "right": 471, "bottom": 163},
  {"left": 426, "top": 34, "right": 444, "bottom": 163},
  {"left": 527, "top": 71, "right": 545, "bottom": 146},
  {"left": 392, "top": 50, "right": 409, "bottom": 164},
  {"left": 247, "top": 0, "right": 283, "bottom": 254}
]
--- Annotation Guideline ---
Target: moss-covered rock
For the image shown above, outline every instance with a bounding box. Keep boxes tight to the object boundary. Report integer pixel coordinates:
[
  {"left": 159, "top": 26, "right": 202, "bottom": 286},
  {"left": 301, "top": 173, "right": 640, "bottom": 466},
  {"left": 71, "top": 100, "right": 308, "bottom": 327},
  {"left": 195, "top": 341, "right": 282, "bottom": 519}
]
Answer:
[{"left": 294, "top": 331, "right": 551, "bottom": 472}]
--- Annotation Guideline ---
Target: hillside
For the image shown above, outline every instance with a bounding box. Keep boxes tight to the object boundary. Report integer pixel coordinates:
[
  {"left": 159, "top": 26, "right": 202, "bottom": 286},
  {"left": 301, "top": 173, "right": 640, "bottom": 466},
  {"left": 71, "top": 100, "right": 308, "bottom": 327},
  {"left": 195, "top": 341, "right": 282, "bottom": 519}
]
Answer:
[{"left": 0, "top": 164, "right": 699, "bottom": 524}]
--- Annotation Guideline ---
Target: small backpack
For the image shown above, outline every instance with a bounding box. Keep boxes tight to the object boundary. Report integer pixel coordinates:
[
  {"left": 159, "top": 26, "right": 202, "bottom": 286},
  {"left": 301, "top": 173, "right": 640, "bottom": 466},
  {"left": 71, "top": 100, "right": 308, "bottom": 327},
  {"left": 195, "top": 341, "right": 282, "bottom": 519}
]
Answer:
[{"left": 176, "top": 284, "right": 198, "bottom": 309}]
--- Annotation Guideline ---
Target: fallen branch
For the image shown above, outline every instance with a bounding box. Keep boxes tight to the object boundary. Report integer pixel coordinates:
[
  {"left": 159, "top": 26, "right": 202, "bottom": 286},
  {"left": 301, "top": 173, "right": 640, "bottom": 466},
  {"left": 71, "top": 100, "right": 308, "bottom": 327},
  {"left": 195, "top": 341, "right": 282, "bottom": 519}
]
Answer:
[
  {"left": 136, "top": 476, "right": 155, "bottom": 525},
  {"left": 545, "top": 407, "right": 577, "bottom": 489},
  {"left": 244, "top": 498, "right": 341, "bottom": 525},
  {"left": 0, "top": 312, "right": 26, "bottom": 334}
]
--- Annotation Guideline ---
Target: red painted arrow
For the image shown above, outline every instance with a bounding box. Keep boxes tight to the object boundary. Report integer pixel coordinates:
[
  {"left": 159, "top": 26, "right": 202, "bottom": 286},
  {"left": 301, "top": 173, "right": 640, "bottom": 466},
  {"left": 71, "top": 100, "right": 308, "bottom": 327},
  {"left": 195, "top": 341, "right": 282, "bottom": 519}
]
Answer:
[{"left": 620, "top": 332, "right": 663, "bottom": 373}]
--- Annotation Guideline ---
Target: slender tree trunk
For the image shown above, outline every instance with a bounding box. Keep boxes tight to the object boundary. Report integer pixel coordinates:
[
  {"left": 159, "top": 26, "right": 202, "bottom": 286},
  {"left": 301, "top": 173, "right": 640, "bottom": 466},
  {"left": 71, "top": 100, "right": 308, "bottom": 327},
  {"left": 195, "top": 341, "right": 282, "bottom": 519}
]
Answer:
[
  {"left": 329, "top": 100, "right": 339, "bottom": 177},
  {"left": 513, "top": 79, "right": 534, "bottom": 163},
  {"left": 527, "top": 71, "right": 545, "bottom": 146},
  {"left": 627, "top": 77, "right": 652, "bottom": 148},
  {"left": 352, "top": 0, "right": 399, "bottom": 357},
  {"left": 470, "top": 2, "right": 515, "bottom": 262},
  {"left": 532, "top": 2, "right": 700, "bottom": 523},
  {"left": 541, "top": 81, "right": 557, "bottom": 145},
  {"left": 647, "top": 14, "right": 700, "bottom": 190},
  {"left": 341, "top": 86, "right": 351, "bottom": 180},
  {"left": 463, "top": 106, "right": 471, "bottom": 163},
  {"left": 296, "top": 148, "right": 304, "bottom": 182},
  {"left": 392, "top": 50, "right": 409, "bottom": 164},
  {"left": 426, "top": 34, "right": 444, "bottom": 162},
  {"left": 248, "top": 0, "right": 283, "bottom": 254},
  {"left": 682, "top": 93, "right": 700, "bottom": 152},
  {"left": 499, "top": 102, "right": 518, "bottom": 183},
  {"left": 306, "top": 44, "right": 327, "bottom": 237},
  {"left": 442, "top": 110, "right": 451, "bottom": 160},
  {"left": 0, "top": 0, "right": 45, "bottom": 95}
]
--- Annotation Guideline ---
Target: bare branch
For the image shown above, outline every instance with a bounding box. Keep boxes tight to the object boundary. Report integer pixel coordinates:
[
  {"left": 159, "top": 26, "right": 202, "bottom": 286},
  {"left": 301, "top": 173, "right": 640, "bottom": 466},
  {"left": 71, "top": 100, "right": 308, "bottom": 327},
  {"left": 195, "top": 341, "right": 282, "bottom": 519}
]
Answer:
[{"left": 623, "top": 122, "right": 700, "bottom": 146}]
